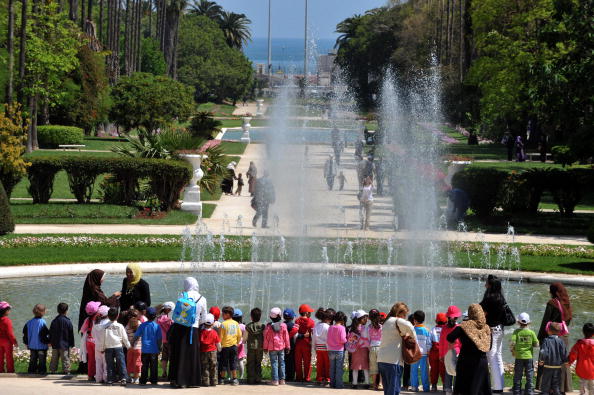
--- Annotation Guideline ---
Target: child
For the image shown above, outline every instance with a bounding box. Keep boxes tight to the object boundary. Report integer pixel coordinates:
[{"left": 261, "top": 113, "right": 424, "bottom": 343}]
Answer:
[
  {"left": 134, "top": 301, "right": 147, "bottom": 323},
  {"left": 219, "top": 306, "right": 242, "bottom": 385},
  {"left": 510, "top": 312, "right": 539, "bottom": 395},
  {"left": 283, "top": 308, "right": 298, "bottom": 381},
  {"left": 327, "top": 311, "right": 348, "bottom": 389},
  {"left": 568, "top": 323, "right": 594, "bottom": 394},
  {"left": 133, "top": 307, "right": 162, "bottom": 385},
  {"left": 539, "top": 322, "right": 568, "bottom": 395},
  {"left": 23, "top": 304, "right": 50, "bottom": 374},
  {"left": 233, "top": 308, "right": 246, "bottom": 379},
  {"left": 201, "top": 313, "right": 221, "bottom": 387},
  {"left": 295, "top": 304, "right": 315, "bottom": 382},
  {"left": 80, "top": 300, "right": 101, "bottom": 380},
  {"left": 263, "top": 307, "right": 290, "bottom": 386},
  {"left": 337, "top": 171, "right": 346, "bottom": 191},
  {"left": 236, "top": 173, "right": 245, "bottom": 196},
  {"left": 245, "top": 307, "right": 265, "bottom": 384},
  {"left": 411, "top": 310, "right": 432, "bottom": 392},
  {"left": 49, "top": 303, "right": 75, "bottom": 375},
  {"left": 439, "top": 305, "right": 462, "bottom": 395},
  {"left": 91, "top": 305, "right": 110, "bottom": 384},
  {"left": 368, "top": 309, "right": 383, "bottom": 391},
  {"left": 157, "top": 302, "right": 174, "bottom": 379},
  {"left": 209, "top": 306, "right": 222, "bottom": 332},
  {"left": 126, "top": 310, "right": 142, "bottom": 383},
  {"left": 312, "top": 307, "right": 331, "bottom": 386},
  {"left": 429, "top": 312, "right": 447, "bottom": 392},
  {"left": 98, "top": 307, "right": 131, "bottom": 386},
  {"left": 348, "top": 309, "right": 370, "bottom": 389},
  {"left": 0, "top": 301, "right": 17, "bottom": 373}
]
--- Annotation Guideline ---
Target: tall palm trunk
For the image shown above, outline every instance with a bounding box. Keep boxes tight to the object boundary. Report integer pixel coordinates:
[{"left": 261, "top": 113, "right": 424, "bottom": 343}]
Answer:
[
  {"left": 17, "top": 0, "right": 27, "bottom": 105},
  {"left": 99, "top": 0, "right": 103, "bottom": 43},
  {"left": 106, "top": 0, "right": 120, "bottom": 84},
  {"left": 6, "top": 0, "right": 15, "bottom": 105},
  {"left": 124, "top": 0, "right": 131, "bottom": 75},
  {"left": 87, "top": 0, "right": 92, "bottom": 20},
  {"left": 69, "top": 0, "right": 77, "bottom": 22}
]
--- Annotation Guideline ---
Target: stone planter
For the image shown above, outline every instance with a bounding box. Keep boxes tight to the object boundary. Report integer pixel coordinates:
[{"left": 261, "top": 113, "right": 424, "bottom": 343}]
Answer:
[
  {"left": 180, "top": 154, "right": 206, "bottom": 217},
  {"left": 241, "top": 116, "right": 252, "bottom": 144},
  {"left": 445, "top": 160, "right": 472, "bottom": 187},
  {"left": 255, "top": 99, "right": 264, "bottom": 117}
]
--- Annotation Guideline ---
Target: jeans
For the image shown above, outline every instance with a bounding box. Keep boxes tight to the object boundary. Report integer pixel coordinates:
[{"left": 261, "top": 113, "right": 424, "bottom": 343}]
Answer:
[
  {"left": 28, "top": 349, "right": 47, "bottom": 374},
  {"left": 444, "top": 373, "right": 454, "bottom": 391},
  {"left": 513, "top": 359, "right": 534, "bottom": 395},
  {"left": 269, "top": 350, "right": 285, "bottom": 382},
  {"left": 140, "top": 353, "right": 159, "bottom": 384},
  {"left": 329, "top": 350, "right": 345, "bottom": 389},
  {"left": 488, "top": 325, "right": 505, "bottom": 391},
  {"left": 378, "top": 362, "right": 403, "bottom": 395},
  {"left": 253, "top": 203, "right": 270, "bottom": 228},
  {"left": 49, "top": 348, "right": 70, "bottom": 373},
  {"left": 105, "top": 347, "right": 128, "bottom": 383},
  {"left": 410, "top": 355, "right": 430, "bottom": 391}
]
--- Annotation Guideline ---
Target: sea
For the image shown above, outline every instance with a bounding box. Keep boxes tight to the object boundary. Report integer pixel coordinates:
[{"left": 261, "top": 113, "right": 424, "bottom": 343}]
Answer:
[{"left": 243, "top": 37, "right": 336, "bottom": 74}]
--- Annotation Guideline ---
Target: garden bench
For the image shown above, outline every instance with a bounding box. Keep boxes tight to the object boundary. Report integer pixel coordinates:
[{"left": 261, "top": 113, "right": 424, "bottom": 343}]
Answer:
[
  {"left": 526, "top": 152, "right": 552, "bottom": 162},
  {"left": 58, "top": 144, "right": 86, "bottom": 151}
]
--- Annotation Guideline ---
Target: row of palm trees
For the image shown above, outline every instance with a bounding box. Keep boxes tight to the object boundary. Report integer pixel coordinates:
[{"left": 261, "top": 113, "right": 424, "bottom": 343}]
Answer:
[{"left": 188, "top": 0, "right": 252, "bottom": 50}]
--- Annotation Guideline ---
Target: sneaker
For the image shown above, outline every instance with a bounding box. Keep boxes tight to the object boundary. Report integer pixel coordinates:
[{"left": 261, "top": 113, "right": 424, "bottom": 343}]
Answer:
[
  {"left": 270, "top": 381, "right": 279, "bottom": 386},
  {"left": 412, "top": 387, "right": 419, "bottom": 392},
  {"left": 232, "top": 379, "right": 240, "bottom": 386},
  {"left": 280, "top": 380, "right": 286, "bottom": 385},
  {"left": 120, "top": 379, "right": 127, "bottom": 386},
  {"left": 218, "top": 379, "right": 224, "bottom": 385},
  {"left": 105, "top": 381, "right": 113, "bottom": 386},
  {"left": 431, "top": 385, "right": 438, "bottom": 392}
]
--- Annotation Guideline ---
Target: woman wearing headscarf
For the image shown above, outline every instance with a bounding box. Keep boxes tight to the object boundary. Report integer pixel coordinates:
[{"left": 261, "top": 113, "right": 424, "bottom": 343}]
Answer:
[
  {"left": 221, "top": 161, "right": 237, "bottom": 195},
  {"left": 78, "top": 269, "right": 120, "bottom": 331},
  {"left": 246, "top": 161, "right": 257, "bottom": 196},
  {"left": 119, "top": 263, "right": 151, "bottom": 312},
  {"left": 446, "top": 304, "right": 492, "bottom": 395},
  {"left": 168, "top": 277, "right": 208, "bottom": 388},
  {"left": 537, "top": 282, "right": 572, "bottom": 392}
]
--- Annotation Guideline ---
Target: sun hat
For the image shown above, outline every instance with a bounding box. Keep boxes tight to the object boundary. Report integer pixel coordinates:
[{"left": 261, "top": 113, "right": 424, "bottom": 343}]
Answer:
[
  {"left": 233, "top": 308, "right": 243, "bottom": 318},
  {"left": 435, "top": 313, "right": 448, "bottom": 324},
  {"left": 283, "top": 308, "right": 296, "bottom": 319},
  {"left": 162, "top": 302, "right": 175, "bottom": 311},
  {"left": 517, "top": 312, "right": 531, "bottom": 325},
  {"left": 355, "top": 309, "right": 368, "bottom": 319},
  {"left": 446, "top": 305, "right": 462, "bottom": 318},
  {"left": 97, "top": 305, "right": 109, "bottom": 317},
  {"left": 270, "top": 307, "right": 282, "bottom": 319},
  {"left": 299, "top": 304, "right": 314, "bottom": 314},
  {"left": 0, "top": 301, "right": 11, "bottom": 310},
  {"left": 205, "top": 313, "right": 215, "bottom": 325},
  {"left": 85, "top": 301, "right": 101, "bottom": 315}
]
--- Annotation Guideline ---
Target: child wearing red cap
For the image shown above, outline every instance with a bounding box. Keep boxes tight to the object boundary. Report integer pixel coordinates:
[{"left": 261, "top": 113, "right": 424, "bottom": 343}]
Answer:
[
  {"left": 439, "top": 305, "right": 462, "bottom": 394},
  {"left": 429, "top": 312, "right": 447, "bottom": 392},
  {"left": 295, "top": 304, "right": 315, "bottom": 382},
  {"left": 0, "top": 302, "right": 17, "bottom": 373}
]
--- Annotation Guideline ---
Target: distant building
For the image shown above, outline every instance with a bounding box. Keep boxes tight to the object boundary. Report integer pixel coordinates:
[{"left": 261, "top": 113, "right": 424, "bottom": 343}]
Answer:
[{"left": 318, "top": 50, "right": 338, "bottom": 87}]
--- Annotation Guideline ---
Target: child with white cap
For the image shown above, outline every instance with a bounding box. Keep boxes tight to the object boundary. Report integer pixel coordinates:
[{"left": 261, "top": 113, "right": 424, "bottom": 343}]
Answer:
[
  {"left": 200, "top": 313, "right": 221, "bottom": 386},
  {"left": 510, "top": 312, "right": 539, "bottom": 395},
  {"left": 263, "top": 307, "right": 290, "bottom": 386},
  {"left": 157, "top": 302, "right": 174, "bottom": 379}
]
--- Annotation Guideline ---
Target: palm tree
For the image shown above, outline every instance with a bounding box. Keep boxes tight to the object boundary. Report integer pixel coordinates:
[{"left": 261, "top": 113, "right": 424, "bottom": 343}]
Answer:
[
  {"left": 188, "top": 0, "right": 222, "bottom": 20},
  {"left": 334, "top": 14, "right": 362, "bottom": 49},
  {"left": 218, "top": 11, "right": 251, "bottom": 50}
]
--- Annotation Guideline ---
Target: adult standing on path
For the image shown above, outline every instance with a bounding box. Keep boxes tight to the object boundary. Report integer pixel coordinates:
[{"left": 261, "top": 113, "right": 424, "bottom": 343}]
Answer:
[
  {"left": 359, "top": 177, "right": 374, "bottom": 231},
  {"left": 168, "top": 277, "right": 208, "bottom": 388},
  {"left": 515, "top": 136, "right": 526, "bottom": 162},
  {"left": 377, "top": 302, "right": 416, "bottom": 395},
  {"left": 119, "top": 263, "right": 151, "bottom": 312},
  {"left": 252, "top": 171, "right": 275, "bottom": 228},
  {"left": 331, "top": 128, "right": 342, "bottom": 165},
  {"left": 246, "top": 162, "right": 257, "bottom": 196},
  {"left": 479, "top": 275, "right": 507, "bottom": 393},
  {"left": 324, "top": 155, "right": 337, "bottom": 191},
  {"left": 536, "top": 282, "right": 573, "bottom": 392},
  {"left": 78, "top": 269, "right": 120, "bottom": 331},
  {"left": 221, "top": 162, "right": 237, "bottom": 196},
  {"left": 446, "top": 303, "right": 492, "bottom": 395}
]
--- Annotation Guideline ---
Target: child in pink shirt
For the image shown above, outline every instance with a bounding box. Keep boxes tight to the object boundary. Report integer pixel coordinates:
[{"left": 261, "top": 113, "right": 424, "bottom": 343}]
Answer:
[
  {"left": 368, "top": 309, "right": 383, "bottom": 391},
  {"left": 264, "top": 307, "right": 290, "bottom": 385},
  {"left": 157, "top": 302, "right": 174, "bottom": 378},
  {"left": 327, "top": 311, "right": 348, "bottom": 389}
]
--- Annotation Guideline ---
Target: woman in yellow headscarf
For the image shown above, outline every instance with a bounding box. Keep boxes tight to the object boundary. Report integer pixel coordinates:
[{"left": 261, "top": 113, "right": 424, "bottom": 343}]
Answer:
[{"left": 119, "top": 263, "right": 151, "bottom": 311}]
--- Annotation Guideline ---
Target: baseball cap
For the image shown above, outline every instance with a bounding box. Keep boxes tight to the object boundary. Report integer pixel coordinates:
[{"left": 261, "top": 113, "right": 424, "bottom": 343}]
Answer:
[
  {"left": 355, "top": 309, "right": 368, "bottom": 319},
  {"left": 0, "top": 301, "right": 11, "bottom": 310},
  {"left": 270, "top": 307, "right": 282, "bottom": 319},
  {"left": 233, "top": 308, "right": 243, "bottom": 318},
  {"left": 517, "top": 312, "right": 531, "bottom": 324},
  {"left": 379, "top": 312, "right": 387, "bottom": 320},
  {"left": 283, "top": 308, "right": 296, "bottom": 319},
  {"left": 97, "top": 305, "right": 110, "bottom": 317},
  {"left": 134, "top": 301, "right": 147, "bottom": 311},
  {"left": 299, "top": 304, "right": 314, "bottom": 314},
  {"left": 435, "top": 313, "right": 447, "bottom": 324},
  {"left": 209, "top": 306, "right": 221, "bottom": 320},
  {"left": 146, "top": 307, "right": 157, "bottom": 319},
  {"left": 85, "top": 301, "right": 101, "bottom": 315},
  {"left": 205, "top": 313, "right": 215, "bottom": 325},
  {"left": 446, "top": 305, "right": 462, "bottom": 318},
  {"left": 162, "top": 302, "right": 175, "bottom": 311}
]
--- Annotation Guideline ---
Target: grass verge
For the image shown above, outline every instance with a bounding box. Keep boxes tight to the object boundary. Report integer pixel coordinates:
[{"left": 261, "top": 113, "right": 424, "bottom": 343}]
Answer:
[{"left": 463, "top": 212, "right": 594, "bottom": 236}]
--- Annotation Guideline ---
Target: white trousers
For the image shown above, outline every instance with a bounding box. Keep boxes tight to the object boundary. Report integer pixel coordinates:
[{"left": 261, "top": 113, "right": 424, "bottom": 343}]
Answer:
[
  {"left": 95, "top": 351, "right": 107, "bottom": 383},
  {"left": 487, "top": 326, "right": 505, "bottom": 391}
]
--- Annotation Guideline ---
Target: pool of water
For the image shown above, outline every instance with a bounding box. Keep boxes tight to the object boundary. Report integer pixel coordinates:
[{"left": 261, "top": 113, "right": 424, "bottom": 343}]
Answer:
[
  {"left": 2, "top": 270, "right": 592, "bottom": 358},
  {"left": 222, "top": 128, "right": 363, "bottom": 144}
]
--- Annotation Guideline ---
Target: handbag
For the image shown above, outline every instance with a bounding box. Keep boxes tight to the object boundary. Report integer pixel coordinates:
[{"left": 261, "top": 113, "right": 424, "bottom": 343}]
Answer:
[
  {"left": 397, "top": 320, "right": 422, "bottom": 365},
  {"left": 502, "top": 302, "right": 516, "bottom": 326},
  {"left": 444, "top": 348, "right": 458, "bottom": 376},
  {"left": 554, "top": 299, "right": 570, "bottom": 336}
]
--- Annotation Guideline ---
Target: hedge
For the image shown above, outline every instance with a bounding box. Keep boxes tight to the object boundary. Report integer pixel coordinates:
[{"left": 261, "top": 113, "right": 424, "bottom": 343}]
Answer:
[
  {"left": 452, "top": 168, "right": 508, "bottom": 217},
  {"left": 37, "top": 125, "right": 84, "bottom": 148},
  {"left": 25, "top": 156, "right": 192, "bottom": 210},
  {"left": 0, "top": 180, "right": 14, "bottom": 235}
]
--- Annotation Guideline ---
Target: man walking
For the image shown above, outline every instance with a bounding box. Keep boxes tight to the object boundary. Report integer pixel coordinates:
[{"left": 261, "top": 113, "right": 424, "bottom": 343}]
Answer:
[{"left": 252, "top": 171, "right": 276, "bottom": 228}]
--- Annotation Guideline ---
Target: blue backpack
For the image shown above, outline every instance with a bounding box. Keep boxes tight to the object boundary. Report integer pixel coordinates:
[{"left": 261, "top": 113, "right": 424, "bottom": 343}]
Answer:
[{"left": 172, "top": 293, "right": 201, "bottom": 344}]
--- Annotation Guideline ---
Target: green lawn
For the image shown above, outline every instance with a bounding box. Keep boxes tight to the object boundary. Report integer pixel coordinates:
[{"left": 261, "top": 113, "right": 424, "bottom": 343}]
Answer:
[
  {"left": 446, "top": 144, "right": 508, "bottom": 160},
  {"left": 10, "top": 202, "right": 198, "bottom": 225},
  {"left": 202, "top": 203, "right": 216, "bottom": 218},
  {"left": 467, "top": 161, "right": 574, "bottom": 172},
  {"left": 26, "top": 150, "right": 119, "bottom": 158},
  {"left": 197, "top": 102, "right": 236, "bottom": 117},
  {"left": 219, "top": 141, "right": 247, "bottom": 155},
  {"left": 12, "top": 170, "right": 106, "bottom": 200},
  {"left": 81, "top": 137, "right": 129, "bottom": 151}
]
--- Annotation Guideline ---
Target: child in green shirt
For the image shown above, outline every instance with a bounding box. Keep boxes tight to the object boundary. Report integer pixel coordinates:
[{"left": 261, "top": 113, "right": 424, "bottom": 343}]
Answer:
[{"left": 510, "top": 312, "right": 539, "bottom": 395}]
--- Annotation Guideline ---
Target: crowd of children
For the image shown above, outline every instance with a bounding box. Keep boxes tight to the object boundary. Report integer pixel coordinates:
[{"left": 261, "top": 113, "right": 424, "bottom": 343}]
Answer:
[{"left": 0, "top": 299, "right": 592, "bottom": 394}]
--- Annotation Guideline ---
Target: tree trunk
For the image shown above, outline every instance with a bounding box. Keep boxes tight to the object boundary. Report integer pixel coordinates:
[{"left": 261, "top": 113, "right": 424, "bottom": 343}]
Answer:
[
  {"left": 69, "top": 0, "right": 78, "bottom": 22},
  {"left": 17, "top": 0, "right": 27, "bottom": 105},
  {"left": 124, "top": 0, "right": 131, "bottom": 75},
  {"left": 99, "top": 0, "right": 103, "bottom": 43},
  {"left": 163, "top": 1, "right": 181, "bottom": 79},
  {"left": 106, "top": 0, "right": 120, "bottom": 84},
  {"left": 135, "top": 0, "right": 142, "bottom": 71},
  {"left": 148, "top": 0, "right": 152, "bottom": 37},
  {"left": 87, "top": 0, "right": 92, "bottom": 20},
  {"left": 459, "top": 0, "right": 464, "bottom": 83},
  {"left": 80, "top": 0, "right": 85, "bottom": 29},
  {"left": 6, "top": 0, "right": 15, "bottom": 105}
]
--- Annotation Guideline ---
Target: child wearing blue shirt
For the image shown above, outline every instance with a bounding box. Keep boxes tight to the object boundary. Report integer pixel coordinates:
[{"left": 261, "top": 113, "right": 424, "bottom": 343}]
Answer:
[
  {"left": 23, "top": 304, "right": 50, "bottom": 374},
  {"left": 133, "top": 307, "right": 162, "bottom": 385},
  {"left": 411, "top": 310, "right": 432, "bottom": 392}
]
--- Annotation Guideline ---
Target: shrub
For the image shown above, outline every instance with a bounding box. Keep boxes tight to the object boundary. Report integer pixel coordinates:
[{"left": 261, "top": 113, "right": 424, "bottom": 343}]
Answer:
[
  {"left": 522, "top": 168, "right": 554, "bottom": 214},
  {"left": 0, "top": 180, "right": 15, "bottom": 235},
  {"left": 0, "top": 172, "right": 22, "bottom": 199},
  {"left": 27, "top": 157, "right": 63, "bottom": 203},
  {"left": 188, "top": 112, "right": 222, "bottom": 139},
  {"left": 37, "top": 125, "right": 84, "bottom": 148},
  {"left": 547, "top": 169, "right": 582, "bottom": 216},
  {"left": 62, "top": 157, "right": 109, "bottom": 203},
  {"left": 451, "top": 167, "right": 508, "bottom": 217},
  {"left": 147, "top": 159, "right": 192, "bottom": 211},
  {"left": 588, "top": 223, "right": 594, "bottom": 244},
  {"left": 0, "top": 104, "right": 30, "bottom": 198},
  {"left": 551, "top": 145, "right": 575, "bottom": 168},
  {"left": 499, "top": 173, "right": 530, "bottom": 214}
]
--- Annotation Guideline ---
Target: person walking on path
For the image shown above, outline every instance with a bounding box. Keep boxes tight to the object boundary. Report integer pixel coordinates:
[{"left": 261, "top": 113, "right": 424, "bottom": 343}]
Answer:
[
  {"left": 247, "top": 162, "right": 257, "bottom": 197},
  {"left": 515, "top": 136, "right": 526, "bottom": 162},
  {"left": 536, "top": 283, "right": 573, "bottom": 392},
  {"left": 359, "top": 177, "right": 374, "bottom": 230},
  {"left": 222, "top": 162, "right": 237, "bottom": 196},
  {"left": 331, "top": 128, "right": 342, "bottom": 165},
  {"left": 252, "top": 171, "right": 275, "bottom": 228},
  {"left": 119, "top": 263, "right": 151, "bottom": 314},
  {"left": 324, "top": 155, "right": 338, "bottom": 191},
  {"left": 446, "top": 303, "right": 492, "bottom": 395}
]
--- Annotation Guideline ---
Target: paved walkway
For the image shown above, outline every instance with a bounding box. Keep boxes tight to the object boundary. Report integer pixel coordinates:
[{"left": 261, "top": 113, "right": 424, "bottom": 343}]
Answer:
[{"left": 232, "top": 101, "right": 267, "bottom": 116}]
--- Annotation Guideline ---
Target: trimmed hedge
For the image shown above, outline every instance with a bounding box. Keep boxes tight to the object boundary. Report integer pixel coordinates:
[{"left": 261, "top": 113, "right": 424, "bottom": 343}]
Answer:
[
  {"left": 452, "top": 168, "right": 508, "bottom": 217},
  {"left": 0, "top": 180, "right": 15, "bottom": 235},
  {"left": 25, "top": 156, "right": 192, "bottom": 210},
  {"left": 37, "top": 125, "right": 84, "bottom": 148}
]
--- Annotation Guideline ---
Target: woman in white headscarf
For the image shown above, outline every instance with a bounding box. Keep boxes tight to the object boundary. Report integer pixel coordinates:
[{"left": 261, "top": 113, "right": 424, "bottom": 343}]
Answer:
[
  {"left": 168, "top": 277, "right": 208, "bottom": 388},
  {"left": 221, "top": 161, "right": 237, "bottom": 195}
]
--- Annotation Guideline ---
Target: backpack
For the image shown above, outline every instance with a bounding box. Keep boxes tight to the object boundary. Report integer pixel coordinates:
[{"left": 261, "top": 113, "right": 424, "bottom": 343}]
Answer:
[
  {"left": 172, "top": 293, "right": 202, "bottom": 328},
  {"left": 345, "top": 330, "right": 360, "bottom": 353}
]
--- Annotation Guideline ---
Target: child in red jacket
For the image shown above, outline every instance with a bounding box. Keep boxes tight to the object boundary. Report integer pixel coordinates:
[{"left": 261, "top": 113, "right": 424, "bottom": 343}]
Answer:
[
  {"left": 568, "top": 323, "right": 594, "bottom": 394},
  {"left": 294, "top": 304, "right": 315, "bottom": 382},
  {"left": 429, "top": 312, "right": 447, "bottom": 392},
  {"left": 0, "top": 302, "right": 17, "bottom": 373}
]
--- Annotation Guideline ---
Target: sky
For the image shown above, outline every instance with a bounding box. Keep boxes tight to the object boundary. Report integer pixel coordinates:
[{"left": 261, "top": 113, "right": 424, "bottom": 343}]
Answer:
[{"left": 213, "top": 0, "right": 388, "bottom": 39}]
